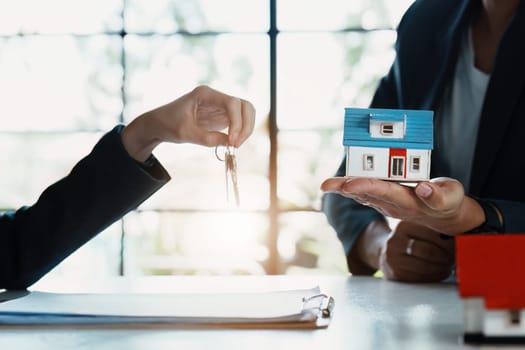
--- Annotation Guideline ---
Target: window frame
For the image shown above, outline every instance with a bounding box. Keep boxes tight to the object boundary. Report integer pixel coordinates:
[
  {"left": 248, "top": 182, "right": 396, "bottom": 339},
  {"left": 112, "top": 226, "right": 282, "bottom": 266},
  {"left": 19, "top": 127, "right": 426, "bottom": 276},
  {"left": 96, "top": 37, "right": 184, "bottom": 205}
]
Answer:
[
  {"left": 380, "top": 123, "right": 394, "bottom": 135},
  {"left": 1, "top": 0, "right": 408, "bottom": 276},
  {"left": 410, "top": 156, "right": 421, "bottom": 172},
  {"left": 363, "top": 154, "right": 374, "bottom": 171},
  {"left": 390, "top": 156, "right": 405, "bottom": 177}
]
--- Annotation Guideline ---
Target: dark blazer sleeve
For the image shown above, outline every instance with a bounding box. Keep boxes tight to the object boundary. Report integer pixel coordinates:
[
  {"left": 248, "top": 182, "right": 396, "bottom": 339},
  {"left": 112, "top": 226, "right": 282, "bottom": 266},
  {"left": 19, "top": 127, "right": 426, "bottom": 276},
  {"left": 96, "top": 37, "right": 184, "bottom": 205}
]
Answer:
[{"left": 0, "top": 125, "right": 170, "bottom": 289}]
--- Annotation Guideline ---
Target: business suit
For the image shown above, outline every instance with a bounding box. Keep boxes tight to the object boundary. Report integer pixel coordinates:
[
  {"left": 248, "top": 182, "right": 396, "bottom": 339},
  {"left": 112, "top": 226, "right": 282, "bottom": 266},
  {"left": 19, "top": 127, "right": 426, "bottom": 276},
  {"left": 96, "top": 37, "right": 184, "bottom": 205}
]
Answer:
[
  {"left": 0, "top": 126, "right": 170, "bottom": 289},
  {"left": 323, "top": 0, "right": 525, "bottom": 260}
]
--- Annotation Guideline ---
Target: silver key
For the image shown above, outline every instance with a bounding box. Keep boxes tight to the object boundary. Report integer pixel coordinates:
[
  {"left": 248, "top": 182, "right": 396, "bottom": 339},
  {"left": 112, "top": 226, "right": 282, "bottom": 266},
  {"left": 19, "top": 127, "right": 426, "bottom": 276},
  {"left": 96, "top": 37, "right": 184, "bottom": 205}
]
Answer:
[{"left": 216, "top": 145, "right": 240, "bottom": 206}]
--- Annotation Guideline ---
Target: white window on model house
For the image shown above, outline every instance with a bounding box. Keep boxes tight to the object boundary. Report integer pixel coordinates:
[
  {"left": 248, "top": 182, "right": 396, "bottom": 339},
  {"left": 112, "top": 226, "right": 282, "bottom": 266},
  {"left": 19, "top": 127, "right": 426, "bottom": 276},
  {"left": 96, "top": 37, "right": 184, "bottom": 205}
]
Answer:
[
  {"left": 369, "top": 118, "right": 406, "bottom": 138},
  {"left": 363, "top": 154, "right": 374, "bottom": 170},
  {"left": 410, "top": 156, "right": 421, "bottom": 172},
  {"left": 380, "top": 123, "right": 394, "bottom": 135},
  {"left": 391, "top": 156, "right": 404, "bottom": 177}
]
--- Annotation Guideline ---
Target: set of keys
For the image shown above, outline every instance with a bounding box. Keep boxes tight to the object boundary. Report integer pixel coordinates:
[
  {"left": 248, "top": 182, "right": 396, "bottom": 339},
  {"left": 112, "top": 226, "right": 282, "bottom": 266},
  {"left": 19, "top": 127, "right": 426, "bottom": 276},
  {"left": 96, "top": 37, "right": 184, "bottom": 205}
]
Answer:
[{"left": 215, "top": 145, "right": 240, "bottom": 207}]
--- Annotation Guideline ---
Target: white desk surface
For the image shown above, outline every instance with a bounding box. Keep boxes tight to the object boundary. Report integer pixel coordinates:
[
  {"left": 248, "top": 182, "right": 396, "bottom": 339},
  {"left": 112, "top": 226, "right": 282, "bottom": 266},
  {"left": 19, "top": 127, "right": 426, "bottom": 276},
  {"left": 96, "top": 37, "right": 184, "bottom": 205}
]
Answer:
[{"left": 0, "top": 275, "right": 510, "bottom": 350}]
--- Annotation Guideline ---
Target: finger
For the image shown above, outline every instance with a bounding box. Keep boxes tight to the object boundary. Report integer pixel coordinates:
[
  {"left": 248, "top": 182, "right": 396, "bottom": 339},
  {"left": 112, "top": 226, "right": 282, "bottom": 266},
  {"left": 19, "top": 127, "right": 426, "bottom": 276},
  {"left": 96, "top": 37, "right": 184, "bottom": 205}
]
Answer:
[
  {"left": 234, "top": 99, "right": 256, "bottom": 147},
  {"left": 389, "top": 267, "right": 453, "bottom": 283},
  {"left": 414, "top": 178, "right": 464, "bottom": 211},
  {"left": 395, "top": 221, "right": 455, "bottom": 254},
  {"left": 404, "top": 238, "right": 453, "bottom": 264},
  {"left": 321, "top": 177, "right": 409, "bottom": 217},
  {"left": 386, "top": 227, "right": 453, "bottom": 264},
  {"left": 339, "top": 178, "right": 421, "bottom": 211},
  {"left": 352, "top": 195, "right": 405, "bottom": 218},
  {"left": 192, "top": 85, "right": 243, "bottom": 144},
  {"left": 337, "top": 189, "right": 416, "bottom": 219},
  {"left": 321, "top": 177, "right": 347, "bottom": 192},
  {"left": 195, "top": 105, "right": 229, "bottom": 131},
  {"left": 196, "top": 86, "right": 243, "bottom": 146},
  {"left": 224, "top": 98, "right": 243, "bottom": 147},
  {"left": 395, "top": 255, "right": 454, "bottom": 281},
  {"left": 381, "top": 251, "right": 453, "bottom": 282},
  {"left": 409, "top": 231, "right": 456, "bottom": 255},
  {"left": 320, "top": 177, "right": 350, "bottom": 193}
]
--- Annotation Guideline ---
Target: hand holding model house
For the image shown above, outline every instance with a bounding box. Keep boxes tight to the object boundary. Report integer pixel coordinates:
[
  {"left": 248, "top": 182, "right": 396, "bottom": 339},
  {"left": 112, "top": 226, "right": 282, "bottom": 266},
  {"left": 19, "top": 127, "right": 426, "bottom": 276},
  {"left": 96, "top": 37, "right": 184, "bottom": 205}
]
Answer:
[{"left": 321, "top": 107, "right": 485, "bottom": 236}]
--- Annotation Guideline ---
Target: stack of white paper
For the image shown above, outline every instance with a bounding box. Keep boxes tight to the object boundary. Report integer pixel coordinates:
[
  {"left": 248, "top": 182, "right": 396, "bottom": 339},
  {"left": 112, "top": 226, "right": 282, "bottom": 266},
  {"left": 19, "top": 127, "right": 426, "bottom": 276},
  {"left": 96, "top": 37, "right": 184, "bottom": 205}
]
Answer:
[{"left": 0, "top": 287, "right": 334, "bottom": 328}]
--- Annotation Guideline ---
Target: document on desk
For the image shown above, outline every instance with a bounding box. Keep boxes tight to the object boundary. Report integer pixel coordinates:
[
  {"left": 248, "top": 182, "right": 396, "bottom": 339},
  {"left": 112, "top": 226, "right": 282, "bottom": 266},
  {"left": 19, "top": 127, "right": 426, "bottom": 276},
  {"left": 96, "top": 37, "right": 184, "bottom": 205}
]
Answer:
[{"left": 0, "top": 287, "right": 334, "bottom": 328}]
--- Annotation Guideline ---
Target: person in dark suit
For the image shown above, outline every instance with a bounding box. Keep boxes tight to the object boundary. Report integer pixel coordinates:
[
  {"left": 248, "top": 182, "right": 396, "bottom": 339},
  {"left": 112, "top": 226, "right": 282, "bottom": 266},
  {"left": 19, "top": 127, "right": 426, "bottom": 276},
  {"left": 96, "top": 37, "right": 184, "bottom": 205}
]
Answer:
[
  {"left": 0, "top": 85, "right": 255, "bottom": 289},
  {"left": 322, "top": 0, "right": 525, "bottom": 282}
]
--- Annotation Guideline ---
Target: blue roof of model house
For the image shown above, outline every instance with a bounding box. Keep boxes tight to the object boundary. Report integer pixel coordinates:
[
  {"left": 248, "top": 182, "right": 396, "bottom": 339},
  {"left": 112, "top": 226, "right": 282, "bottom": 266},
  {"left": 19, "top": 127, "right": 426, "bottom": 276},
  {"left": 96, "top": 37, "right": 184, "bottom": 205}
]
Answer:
[{"left": 343, "top": 107, "right": 434, "bottom": 149}]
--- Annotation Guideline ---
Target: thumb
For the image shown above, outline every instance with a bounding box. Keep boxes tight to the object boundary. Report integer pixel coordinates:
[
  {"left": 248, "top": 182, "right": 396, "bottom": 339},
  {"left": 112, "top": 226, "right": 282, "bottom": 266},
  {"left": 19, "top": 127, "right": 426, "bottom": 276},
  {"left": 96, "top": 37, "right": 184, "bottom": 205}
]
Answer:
[
  {"left": 415, "top": 182, "right": 434, "bottom": 200},
  {"left": 414, "top": 178, "right": 464, "bottom": 211}
]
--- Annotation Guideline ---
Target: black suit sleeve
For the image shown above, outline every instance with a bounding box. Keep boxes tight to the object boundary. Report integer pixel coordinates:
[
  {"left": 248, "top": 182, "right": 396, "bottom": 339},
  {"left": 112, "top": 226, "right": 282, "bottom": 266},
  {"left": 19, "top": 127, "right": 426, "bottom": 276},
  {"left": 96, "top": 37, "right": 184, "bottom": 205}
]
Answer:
[
  {"left": 489, "top": 199, "right": 525, "bottom": 233},
  {"left": 0, "top": 125, "right": 170, "bottom": 289}
]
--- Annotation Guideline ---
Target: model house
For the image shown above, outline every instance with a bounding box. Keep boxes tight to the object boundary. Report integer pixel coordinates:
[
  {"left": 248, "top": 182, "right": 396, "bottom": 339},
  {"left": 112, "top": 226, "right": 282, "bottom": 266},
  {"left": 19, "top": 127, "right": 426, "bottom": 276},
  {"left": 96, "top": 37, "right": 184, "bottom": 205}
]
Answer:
[
  {"left": 456, "top": 234, "right": 525, "bottom": 344},
  {"left": 343, "top": 107, "right": 433, "bottom": 181}
]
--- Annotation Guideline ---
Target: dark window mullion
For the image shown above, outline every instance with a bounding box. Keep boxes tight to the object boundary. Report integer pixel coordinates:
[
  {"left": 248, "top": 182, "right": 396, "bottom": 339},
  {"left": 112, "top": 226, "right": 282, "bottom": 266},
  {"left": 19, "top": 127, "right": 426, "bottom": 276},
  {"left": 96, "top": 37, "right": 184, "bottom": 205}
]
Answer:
[
  {"left": 267, "top": 0, "right": 279, "bottom": 274},
  {"left": 118, "top": 0, "right": 127, "bottom": 276}
]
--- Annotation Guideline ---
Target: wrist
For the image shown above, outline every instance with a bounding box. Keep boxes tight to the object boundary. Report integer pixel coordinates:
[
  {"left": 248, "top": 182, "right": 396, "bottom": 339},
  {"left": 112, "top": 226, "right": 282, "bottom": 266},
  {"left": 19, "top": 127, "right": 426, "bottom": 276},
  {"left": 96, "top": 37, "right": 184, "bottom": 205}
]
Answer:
[
  {"left": 121, "top": 113, "right": 161, "bottom": 162},
  {"left": 441, "top": 195, "right": 485, "bottom": 235},
  {"left": 464, "top": 197, "right": 504, "bottom": 233}
]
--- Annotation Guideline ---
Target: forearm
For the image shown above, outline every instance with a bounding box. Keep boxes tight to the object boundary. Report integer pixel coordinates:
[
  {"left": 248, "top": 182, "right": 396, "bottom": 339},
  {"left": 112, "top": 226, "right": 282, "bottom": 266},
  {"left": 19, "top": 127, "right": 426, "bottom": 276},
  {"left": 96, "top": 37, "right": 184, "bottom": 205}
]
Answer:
[
  {"left": 443, "top": 195, "right": 485, "bottom": 234},
  {"left": 0, "top": 126, "right": 170, "bottom": 289}
]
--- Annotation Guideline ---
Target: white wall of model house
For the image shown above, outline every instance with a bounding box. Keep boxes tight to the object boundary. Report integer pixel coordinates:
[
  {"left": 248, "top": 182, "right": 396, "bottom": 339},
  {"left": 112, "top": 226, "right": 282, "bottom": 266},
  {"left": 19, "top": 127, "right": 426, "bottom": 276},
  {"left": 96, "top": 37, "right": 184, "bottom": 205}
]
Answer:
[
  {"left": 346, "top": 146, "right": 431, "bottom": 181},
  {"left": 343, "top": 107, "right": 434, "bottom": 181}
]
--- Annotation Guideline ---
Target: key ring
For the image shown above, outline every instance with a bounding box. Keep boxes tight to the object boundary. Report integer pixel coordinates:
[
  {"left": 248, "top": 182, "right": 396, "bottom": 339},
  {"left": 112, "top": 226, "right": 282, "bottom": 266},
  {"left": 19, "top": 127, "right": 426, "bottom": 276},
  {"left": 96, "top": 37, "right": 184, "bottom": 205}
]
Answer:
[{"left": 215, "top": 145, "right": 235, "bottom": 161}]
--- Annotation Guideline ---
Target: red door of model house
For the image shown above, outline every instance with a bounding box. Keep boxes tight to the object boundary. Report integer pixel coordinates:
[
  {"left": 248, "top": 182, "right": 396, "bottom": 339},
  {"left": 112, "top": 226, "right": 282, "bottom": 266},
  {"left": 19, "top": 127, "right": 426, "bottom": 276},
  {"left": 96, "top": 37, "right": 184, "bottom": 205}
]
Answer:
[{"left": 389, "top": 148, "right": 406, "bottom": 179}]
